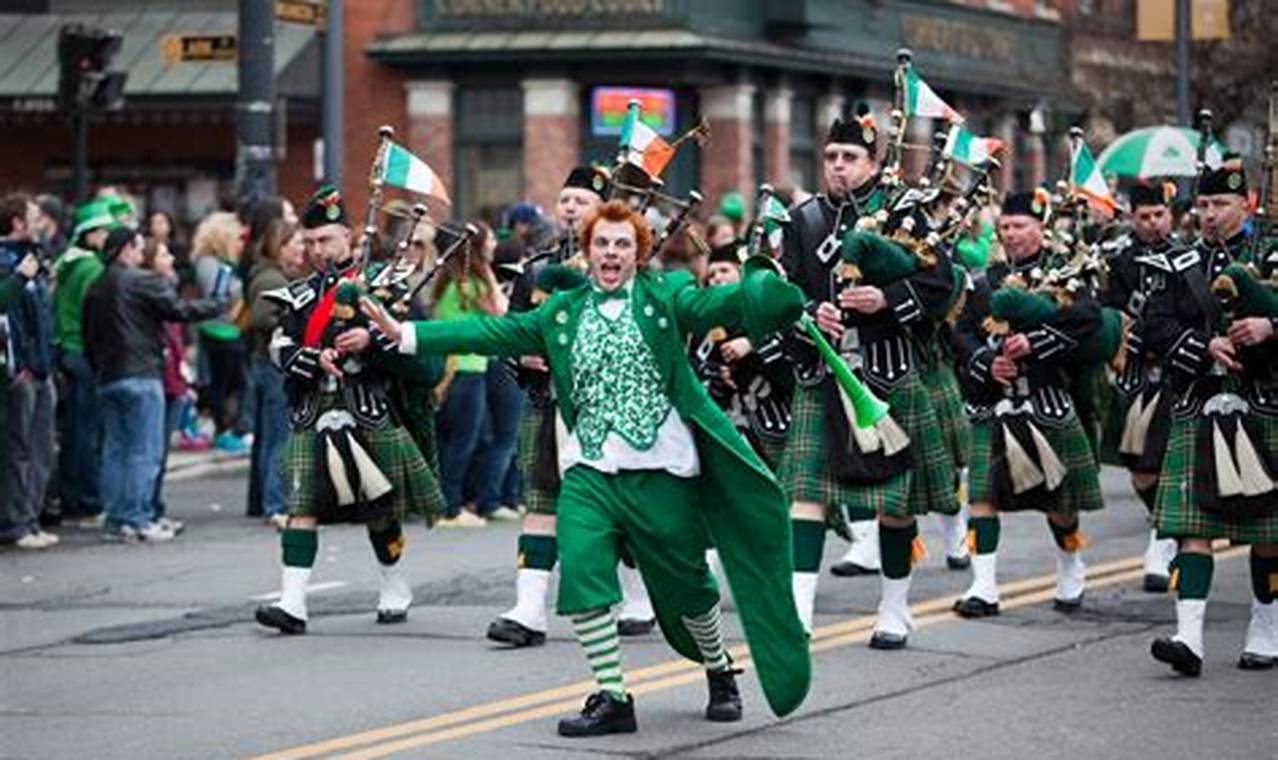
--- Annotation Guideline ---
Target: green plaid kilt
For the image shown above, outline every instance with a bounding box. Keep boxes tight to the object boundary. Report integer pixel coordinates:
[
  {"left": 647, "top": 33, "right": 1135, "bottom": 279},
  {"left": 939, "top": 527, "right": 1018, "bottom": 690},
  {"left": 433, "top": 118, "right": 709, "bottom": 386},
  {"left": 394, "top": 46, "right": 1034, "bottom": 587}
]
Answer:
[
  {"left": 778, "top": 372, "right": 955, "bottom": 520},
  {"left": 284, "top": 421, "right": 445, "bottom": 525},
  {"left": 1098, "top": 381, "right": 1128, "bottom": 468},
  {"left": 518, "top": 404, "right": 558, "bottom": 515},
  {"left": 1068, "top": 365, "right": 1109, "bottom": 464},
  {"left": 967, "top": 410, "right": 1103, "bottom": 514},
  {"left": 1154, "top": 408, "right": 1278, "bottom": 544},
  {"left": 922, "top": 360, "right": 972, "bottom": 470}
]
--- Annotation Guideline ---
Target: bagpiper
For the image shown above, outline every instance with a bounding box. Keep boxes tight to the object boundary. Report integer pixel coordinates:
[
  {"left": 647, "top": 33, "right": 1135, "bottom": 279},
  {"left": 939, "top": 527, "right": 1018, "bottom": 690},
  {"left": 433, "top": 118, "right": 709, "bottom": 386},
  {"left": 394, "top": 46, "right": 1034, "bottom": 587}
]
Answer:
[
  {"left": 1100, "top": 179, "right": 1181, "bottom": 591},
  {"left": 950, "top": 190, "right": 1107, "bottom": 619},
  {"left": 689, "top": 240, "right": 793, "bottom": 468},
  {"left": 253, "top": 186, "right": 442, "bottom": 635},
  {"left": 368, "top": 199, "right": 811, "bottom": 735},
  {"left": 1147, "top": 157, "right": 1278, "bottom": 676},
  {"left": 486, "top": 167, "right": 657, "bottom": 649},
  {"left": 779, "top": 115, "right": 960, "bottom": 648}
]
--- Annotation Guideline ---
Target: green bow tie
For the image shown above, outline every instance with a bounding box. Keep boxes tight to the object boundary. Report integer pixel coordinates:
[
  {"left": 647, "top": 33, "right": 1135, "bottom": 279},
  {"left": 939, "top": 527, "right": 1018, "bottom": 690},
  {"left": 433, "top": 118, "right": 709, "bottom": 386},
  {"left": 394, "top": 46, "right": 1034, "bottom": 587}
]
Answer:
[{"left": 591, "top": 286, "right": 630, "bottom": 304}]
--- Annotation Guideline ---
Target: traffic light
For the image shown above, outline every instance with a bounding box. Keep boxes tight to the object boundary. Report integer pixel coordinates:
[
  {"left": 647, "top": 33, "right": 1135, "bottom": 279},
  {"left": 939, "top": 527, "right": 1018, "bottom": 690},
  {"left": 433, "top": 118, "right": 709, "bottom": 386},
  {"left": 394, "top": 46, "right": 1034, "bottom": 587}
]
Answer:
[{"left": 57, "top": 24, "right": 127, "bottom": 113}]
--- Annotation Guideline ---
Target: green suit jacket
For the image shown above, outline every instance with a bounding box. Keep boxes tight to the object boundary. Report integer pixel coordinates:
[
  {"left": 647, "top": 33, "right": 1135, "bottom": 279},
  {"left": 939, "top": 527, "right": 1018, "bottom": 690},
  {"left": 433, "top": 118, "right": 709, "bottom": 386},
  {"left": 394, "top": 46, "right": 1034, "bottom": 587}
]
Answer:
[{"left": 406, "top": 265, "right": 811, "bottom": 718}]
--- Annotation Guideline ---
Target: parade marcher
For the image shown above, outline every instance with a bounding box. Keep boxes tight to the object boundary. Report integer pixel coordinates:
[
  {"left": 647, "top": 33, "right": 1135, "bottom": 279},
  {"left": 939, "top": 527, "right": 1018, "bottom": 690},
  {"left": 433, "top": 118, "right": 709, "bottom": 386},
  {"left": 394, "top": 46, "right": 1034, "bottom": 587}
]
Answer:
[
  {"left": 51, "top": 199, "right": 115, "bottom": 527},
  {"left": 371, "top": 199, "right": 811, "bottom": 735},
  {"left": 950, "top": 191, "right": 1105, "bottom": 619},
  {"left": 779, "top": 115, "right": 959, "bottom": 648},
  {"left": 253, "top": 186, "right": 440, "bottom": 635},
  {"left": 487, "top": 167, "right": 657, "bottom": 649},
  {"left": 1147, "top": 158, "right": 1278, "bottom": 676},
  {"left": 690, "top": 241, "right": 792, "bottom": 468},
  {"left": 1102, "top": 179, "right": 1181, "bottom": 591}
]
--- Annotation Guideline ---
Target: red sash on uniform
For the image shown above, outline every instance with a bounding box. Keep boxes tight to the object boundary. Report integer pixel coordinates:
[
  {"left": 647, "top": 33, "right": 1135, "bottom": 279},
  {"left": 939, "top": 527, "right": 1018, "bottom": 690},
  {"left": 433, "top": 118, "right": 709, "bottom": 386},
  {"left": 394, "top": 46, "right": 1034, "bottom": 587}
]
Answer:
[{"left": 303, "top": 269, "right": 359, "bottom": 348}]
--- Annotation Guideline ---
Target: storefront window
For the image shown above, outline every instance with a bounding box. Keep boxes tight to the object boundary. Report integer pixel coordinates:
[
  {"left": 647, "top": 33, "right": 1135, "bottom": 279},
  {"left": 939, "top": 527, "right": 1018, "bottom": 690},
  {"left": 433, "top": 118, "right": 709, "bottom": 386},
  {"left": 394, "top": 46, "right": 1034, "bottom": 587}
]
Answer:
[
  {"left": 789, "top": 95, "right": 816, "bottom": 194},
  {"left": 454, "top": 87, "right": 523, "bottom": 217}
]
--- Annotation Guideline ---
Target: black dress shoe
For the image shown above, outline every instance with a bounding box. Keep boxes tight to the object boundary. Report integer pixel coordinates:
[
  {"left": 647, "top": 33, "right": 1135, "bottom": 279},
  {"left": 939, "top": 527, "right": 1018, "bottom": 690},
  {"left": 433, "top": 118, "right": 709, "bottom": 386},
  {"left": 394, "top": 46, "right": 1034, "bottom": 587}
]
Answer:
[
  {"left": 946, "top": 554, "right": 972, "bottom": 571},
  {"left": 1143, "top": 574, "right": 1170, "bottom": 593},
  {"left": 486, "top": 617, "right": 547, "bottom": 647},
  {"left": 1053, "top": 595, "right": 1084, "bottom": 613},
  {"left": 830, "top": 560, "right": 878, "bottom": 577},
  {"left": 705, "top": 668, "right": 743, "bottom": 722},
  {"left": 1151, "top": 637, "right": 1202, "bottom": 677},
  {"left": 868, "top": 631, "right": 908, "bottom": 650},
  {"left": 255, "top": 605, "right": 306, "bottom": 635},
  {"left": 376, "top": 609, "right": 408, "bottom": 625},
  {"left": 557, "top": 690, "right": 637, "bottom": 737},
  {"left": 952, "top": 596, "right": 1000, "bottom": 618},
  {"left": 617, "top": 617, "right": 656, "bottom": 637},
  {"left": 1237, "top": 652, "right": 1276, "bottom": 671}
]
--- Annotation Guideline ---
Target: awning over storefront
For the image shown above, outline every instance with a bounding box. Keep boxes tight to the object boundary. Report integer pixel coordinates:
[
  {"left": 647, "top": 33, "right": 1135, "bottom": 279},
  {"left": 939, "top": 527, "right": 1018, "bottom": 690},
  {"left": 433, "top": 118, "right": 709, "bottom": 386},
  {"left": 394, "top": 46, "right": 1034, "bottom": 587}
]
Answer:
[{"left": 0, "top": 8, "right": 318, "bottom": 111}]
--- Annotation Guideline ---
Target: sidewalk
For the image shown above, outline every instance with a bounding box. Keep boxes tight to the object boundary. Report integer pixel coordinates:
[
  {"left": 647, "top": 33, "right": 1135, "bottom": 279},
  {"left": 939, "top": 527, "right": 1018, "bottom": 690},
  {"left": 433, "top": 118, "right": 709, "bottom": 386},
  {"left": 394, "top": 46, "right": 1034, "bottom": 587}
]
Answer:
[{"left": 165, "top": 446, "right": 251, "bottom": 482}]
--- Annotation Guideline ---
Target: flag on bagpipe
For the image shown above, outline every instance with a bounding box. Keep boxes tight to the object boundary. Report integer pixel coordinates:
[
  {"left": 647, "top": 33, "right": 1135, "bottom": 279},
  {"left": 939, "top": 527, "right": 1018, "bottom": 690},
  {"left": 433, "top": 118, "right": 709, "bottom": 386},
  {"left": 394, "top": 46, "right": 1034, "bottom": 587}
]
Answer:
[
  {"left": 618, "top": 100, "right": 676, "bottom": 177},
  {"left": 380, "top": 141, "right": 451, "bottom": 205}
]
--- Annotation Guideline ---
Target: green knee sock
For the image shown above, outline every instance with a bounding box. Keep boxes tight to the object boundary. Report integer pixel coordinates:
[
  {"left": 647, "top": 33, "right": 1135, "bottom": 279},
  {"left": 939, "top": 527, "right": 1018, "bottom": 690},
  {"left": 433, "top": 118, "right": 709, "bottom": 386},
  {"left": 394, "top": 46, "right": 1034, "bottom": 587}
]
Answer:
[
  {"left": 518, "top": 534, "right": 557, "bottom": 571},
  {"left": 1249, "top": 550, "right": 1278, "bottom": 604},
  {"left": 1172, "top": 552, "right": 1214, "bottom": 600},
  {"left": 572, "top": 607, "right": 625, "bottom": 696},
  {"left": 1048, "top": 518, "right": 1082, "bottom": 551},
  {"left": 879, "top": 523, "right": 915, "bottom": 580},
  {"left": 792, "top": 519, "right": 826, "bottom": 573},
  {"left": 969, "top": 516, "right": 1000, "bottom": 555},
  {"left": 844, "top": 503, "right": 876, "bottom": 523},
  {"left": 281, "top": 528, "right": 318, "bottom": 568},
  {"left": 1134, "top": 481, "right": 1158, "bottom": 513},
  {"left": 367, "top": 521, "right": 405, "bottom": 565}
]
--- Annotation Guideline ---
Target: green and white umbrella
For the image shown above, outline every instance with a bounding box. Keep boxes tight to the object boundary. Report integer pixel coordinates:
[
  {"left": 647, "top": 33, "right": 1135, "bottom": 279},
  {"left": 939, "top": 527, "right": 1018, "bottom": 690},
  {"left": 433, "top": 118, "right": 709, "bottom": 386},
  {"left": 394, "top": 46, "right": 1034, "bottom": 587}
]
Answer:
[{"left": 1098, "top": 126, "right": 1225, "bottom": 178}]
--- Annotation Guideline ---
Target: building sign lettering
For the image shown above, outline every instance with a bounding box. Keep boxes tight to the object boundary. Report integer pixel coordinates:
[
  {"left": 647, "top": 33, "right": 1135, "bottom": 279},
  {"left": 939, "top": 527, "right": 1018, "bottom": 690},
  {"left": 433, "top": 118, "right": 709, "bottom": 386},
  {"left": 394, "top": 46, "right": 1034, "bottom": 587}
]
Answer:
[
  {"left": 902, "top": 15, "right": 1016, "bottom": 63},
  {"left": 433, "top": 0, "right": 666, "bottom": 18}
]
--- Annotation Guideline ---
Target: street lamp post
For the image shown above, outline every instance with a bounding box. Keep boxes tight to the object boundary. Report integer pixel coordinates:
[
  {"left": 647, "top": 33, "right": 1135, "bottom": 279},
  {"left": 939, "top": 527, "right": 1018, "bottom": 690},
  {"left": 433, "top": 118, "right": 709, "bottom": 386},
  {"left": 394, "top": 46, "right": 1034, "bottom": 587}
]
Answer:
[{"left": 236, "top": 0, "right": 277, "bottom": 203}]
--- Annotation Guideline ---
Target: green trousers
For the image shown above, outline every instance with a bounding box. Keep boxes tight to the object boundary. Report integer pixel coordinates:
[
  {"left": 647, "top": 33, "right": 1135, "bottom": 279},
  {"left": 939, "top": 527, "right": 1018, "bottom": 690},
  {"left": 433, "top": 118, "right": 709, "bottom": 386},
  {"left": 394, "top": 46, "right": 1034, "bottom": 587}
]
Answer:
[{"left": 556, "top": 465, "right": 718, "bottom": 620}]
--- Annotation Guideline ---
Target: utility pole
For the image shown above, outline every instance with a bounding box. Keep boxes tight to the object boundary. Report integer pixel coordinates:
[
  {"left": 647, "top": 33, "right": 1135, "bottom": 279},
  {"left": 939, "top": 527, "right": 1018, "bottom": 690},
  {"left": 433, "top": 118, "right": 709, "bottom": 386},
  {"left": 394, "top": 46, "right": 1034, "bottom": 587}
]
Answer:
[
  {"left": 1175, "top": 0, "right": 1191, "bottom": 125},
  {"left": 322, "top": 0, "right": 344, "bottom": 187},
  {"left": 236, "top": 0, "right": 276, "bottom": 202}
]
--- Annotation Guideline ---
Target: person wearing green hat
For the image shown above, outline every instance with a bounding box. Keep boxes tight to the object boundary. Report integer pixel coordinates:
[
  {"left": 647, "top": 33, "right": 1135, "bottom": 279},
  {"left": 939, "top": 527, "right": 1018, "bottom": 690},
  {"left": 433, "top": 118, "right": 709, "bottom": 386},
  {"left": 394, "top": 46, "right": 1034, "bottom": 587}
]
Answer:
[
  {"left": 51, "top": 197, "right": 114, "bottom": 525},
  {"left": 716, "top": 191, "right": 745, "bottom": 230},
  {"left": 367, "top": 199, "right": 812, "bottom": 736}
]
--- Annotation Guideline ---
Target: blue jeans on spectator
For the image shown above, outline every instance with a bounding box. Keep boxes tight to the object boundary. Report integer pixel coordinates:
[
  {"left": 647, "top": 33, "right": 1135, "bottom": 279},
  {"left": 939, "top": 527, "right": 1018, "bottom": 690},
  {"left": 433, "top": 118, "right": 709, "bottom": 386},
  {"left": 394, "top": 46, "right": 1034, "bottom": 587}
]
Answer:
[
  {"left": 436, "top": 371, "right": 487, "bottom": 516},
  {"left": 475, "top": 362, "right": 525, "bottom": 515},
  {"left": 57, "top": 350, "right": 101, "bottom": 517},
  {"left": 246, "top": 357, "right": 290, "bottom": 517},
  {"left": 99, "top": 377, "right": 165, "bottom": 531},
  {"left": 151, "top": 395, "right": 185, "bottom": 519}
]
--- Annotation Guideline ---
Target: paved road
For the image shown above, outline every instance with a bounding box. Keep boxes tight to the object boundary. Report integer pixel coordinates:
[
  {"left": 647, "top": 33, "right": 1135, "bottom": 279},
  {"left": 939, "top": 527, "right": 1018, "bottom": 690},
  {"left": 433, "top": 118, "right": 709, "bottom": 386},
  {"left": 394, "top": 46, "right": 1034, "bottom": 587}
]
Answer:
[{"left": 2, "top": 468, "right": 1274, "bottom": 759}]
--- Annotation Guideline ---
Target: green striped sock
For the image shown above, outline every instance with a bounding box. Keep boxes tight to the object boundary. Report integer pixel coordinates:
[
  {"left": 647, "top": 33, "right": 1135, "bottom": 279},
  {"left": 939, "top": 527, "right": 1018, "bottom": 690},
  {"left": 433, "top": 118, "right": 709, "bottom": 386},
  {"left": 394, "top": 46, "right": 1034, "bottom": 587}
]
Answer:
[
  {"left": 572, "top": 607, "right": 625, "bottom": 696},
  {"left": 682, "top": 604, "right": 731, "bottom": 673}
]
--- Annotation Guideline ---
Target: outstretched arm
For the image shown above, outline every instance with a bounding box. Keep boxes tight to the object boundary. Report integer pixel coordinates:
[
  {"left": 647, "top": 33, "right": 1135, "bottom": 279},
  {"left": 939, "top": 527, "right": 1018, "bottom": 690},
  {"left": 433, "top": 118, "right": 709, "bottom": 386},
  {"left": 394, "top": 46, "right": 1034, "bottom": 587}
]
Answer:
[{"left": 362, "top": 297, "right": 545, "bottom": 358}]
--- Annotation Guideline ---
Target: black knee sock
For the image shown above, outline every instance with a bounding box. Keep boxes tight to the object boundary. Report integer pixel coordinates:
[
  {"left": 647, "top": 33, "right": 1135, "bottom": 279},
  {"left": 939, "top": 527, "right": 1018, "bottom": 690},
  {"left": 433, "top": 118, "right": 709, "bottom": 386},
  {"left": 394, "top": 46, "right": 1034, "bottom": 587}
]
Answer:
[
  {"left": 969, "top": 516, "right": 1000, "bottom": 555},
  {"left": 1173, "top": 552, "right": 1213, "bottom": 600},
  {"left": 1048, "top": 518, "right": 1082, "bottom": 551},
  {"left": 1134, "top": 480, "right": 1158, "bottom": 513},
  {"left": 879, "top": 523, "right": 915, "bottom": 580},
  {"left": 1250, "top": 549, "right": 1278, "bottom": 604},
  {"left": 281, "top": 528, "right": 318, "bottom": 568},
  {"left": 368, "top": 521, "right": 405, "bottom": 565},
  {"left": 792, "top": 519, "right": 826, "bottom": 573}
]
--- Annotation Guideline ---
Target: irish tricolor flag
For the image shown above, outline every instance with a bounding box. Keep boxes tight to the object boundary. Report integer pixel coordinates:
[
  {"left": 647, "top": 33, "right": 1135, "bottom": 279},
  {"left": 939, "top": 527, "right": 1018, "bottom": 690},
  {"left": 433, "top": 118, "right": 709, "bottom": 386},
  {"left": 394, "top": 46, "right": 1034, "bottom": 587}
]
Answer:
[
  {"left": 942, "top": 125, "right": 1004, "bottom": 167},
  {"left": 1070, "top": 140, "right": 1115, "bottom": 214},
  {"left": 902, "top": 65, "right": 963, "bottom": 123},
  {"left": 618, "top": 100, "right": 675, "bottom": 177},
  {"left": 381, "top": 141, "right": 450, "bottom": 205}
]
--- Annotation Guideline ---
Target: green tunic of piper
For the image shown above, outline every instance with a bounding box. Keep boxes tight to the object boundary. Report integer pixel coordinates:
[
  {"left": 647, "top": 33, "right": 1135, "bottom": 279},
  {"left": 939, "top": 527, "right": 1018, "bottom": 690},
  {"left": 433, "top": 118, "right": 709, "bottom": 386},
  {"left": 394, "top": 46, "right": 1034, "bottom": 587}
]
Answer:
[{"left": 402, "top": 262, "right": 811, "bottom": 718}]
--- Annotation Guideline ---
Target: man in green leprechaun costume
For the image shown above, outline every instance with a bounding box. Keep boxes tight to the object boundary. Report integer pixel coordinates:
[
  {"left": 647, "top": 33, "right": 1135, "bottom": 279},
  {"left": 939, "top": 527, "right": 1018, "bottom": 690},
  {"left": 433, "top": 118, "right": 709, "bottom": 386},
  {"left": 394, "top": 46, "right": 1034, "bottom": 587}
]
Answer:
[
  {"left": 253, "top": 186, "right": 443, "bottom": 636},
  {"left": 365, "top": 199, "right": 811, "bottom": 736}
]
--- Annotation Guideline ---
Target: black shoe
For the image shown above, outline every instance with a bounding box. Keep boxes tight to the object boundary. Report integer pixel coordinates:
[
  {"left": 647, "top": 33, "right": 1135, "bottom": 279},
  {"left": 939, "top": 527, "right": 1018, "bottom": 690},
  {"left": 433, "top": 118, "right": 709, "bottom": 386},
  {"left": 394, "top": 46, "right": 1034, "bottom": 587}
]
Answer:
[
  {"left": 830, "top": 560, "right": 878, "bottom": 577},
  {"left": 255, "top": 605, "right": 306, "bottom": 635},
  {"left": 617, "top": 617, "right": 655, "bottom": 637},
  {"left": 486, "top": 617, "right": 547, "bottom": 647},
  {"left": 953, "top": 596, "right": 1000, "bottom": 619},
  {"left": 868, "top": 631, "right": 908, "bottom": 650},
  {"left": 1053, "top": 594, "right": 1084, "bottom": 613},
  {"left": 1143, "top": 574, "right": 1170, "bottom": 593},
  {"left": 946, "top": 554, "right": 972, "bottom": 571},
  {"left": 705, "top": 668, "right": 743, "bottom": 722},
  {"left": 557, "top": 690, "right": 637, "bottom": 737},
  {"left": 376, "top": 609, "right": 408, "bottom": 625},
  {"left": 1237, "top": 652, "right": 1276, "bottom": 671},
  {"left": 1151, "top": 637, "right": 1202, "bottom": 677}
]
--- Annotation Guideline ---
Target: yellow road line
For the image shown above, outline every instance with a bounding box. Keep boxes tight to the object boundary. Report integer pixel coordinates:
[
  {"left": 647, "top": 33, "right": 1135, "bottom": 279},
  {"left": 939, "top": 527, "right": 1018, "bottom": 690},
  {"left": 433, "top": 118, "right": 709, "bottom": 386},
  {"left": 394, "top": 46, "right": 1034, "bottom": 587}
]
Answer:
[{"left": 251, "top": 545, "right": 1245, "bottom": 760}]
